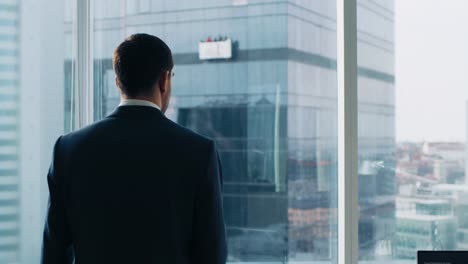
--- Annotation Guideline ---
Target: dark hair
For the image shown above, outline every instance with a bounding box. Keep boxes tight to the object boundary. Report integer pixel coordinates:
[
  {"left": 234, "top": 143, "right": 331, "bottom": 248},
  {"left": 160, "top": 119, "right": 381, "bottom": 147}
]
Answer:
[{"left": 113, "top": 34, "right": 173, "bottom": 97}]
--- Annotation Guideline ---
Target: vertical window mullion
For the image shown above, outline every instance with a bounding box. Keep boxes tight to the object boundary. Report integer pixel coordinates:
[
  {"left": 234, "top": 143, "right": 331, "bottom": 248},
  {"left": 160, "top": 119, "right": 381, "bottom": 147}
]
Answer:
[
  {"left": 73, "top": 0, "right": 93, "bottom": 129},
  {"left": 337, "top": 0, "right": 358, "bottom": 264}
]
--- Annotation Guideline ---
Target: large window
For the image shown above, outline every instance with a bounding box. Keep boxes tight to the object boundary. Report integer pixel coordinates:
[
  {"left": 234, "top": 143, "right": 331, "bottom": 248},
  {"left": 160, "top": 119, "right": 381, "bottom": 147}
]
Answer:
[
  {"left": 358, "top": 0, "right": 468, "bottom": 263},
  {"left": 3, "top": 0, "right": 71, "bottom": 263},
  {"left": 93, "top": 0, "right": 339, "bottom": 262},
  {"left": 10, "top": 0, "right": 468, "bottom": 263}
]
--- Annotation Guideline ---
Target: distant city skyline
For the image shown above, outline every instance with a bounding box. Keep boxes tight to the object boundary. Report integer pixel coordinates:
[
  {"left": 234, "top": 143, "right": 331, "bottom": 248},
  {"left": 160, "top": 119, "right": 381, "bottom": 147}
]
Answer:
[{"left": 396, "top": 0, "right": 468, "bottom": 142}]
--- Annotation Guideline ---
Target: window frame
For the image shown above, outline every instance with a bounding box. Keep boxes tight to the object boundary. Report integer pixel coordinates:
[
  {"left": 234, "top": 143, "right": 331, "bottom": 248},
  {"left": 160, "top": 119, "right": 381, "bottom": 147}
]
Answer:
[
  {"left": 337, "top": 1, "right": 359, "bottom": 264},
  {"left": 73, "top": 0, "right": 94, "bottom": 129}
]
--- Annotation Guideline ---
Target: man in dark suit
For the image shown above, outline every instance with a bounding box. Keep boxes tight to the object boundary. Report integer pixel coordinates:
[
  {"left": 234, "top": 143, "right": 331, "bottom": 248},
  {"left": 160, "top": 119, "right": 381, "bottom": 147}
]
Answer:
[{"left": 41, "top": 33, "right": 227, "bottom": 264}]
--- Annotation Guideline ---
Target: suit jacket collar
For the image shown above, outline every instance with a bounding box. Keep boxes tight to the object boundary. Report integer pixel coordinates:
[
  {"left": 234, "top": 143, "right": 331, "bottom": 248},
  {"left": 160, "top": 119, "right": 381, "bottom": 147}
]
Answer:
[{"left": 106, "top": 105, "right": 166, "bottom": 120}]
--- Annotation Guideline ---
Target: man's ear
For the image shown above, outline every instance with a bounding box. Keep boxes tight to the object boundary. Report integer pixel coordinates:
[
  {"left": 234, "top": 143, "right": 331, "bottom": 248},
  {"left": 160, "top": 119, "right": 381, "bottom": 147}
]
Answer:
[
  {"left": 115, "top": 77, "right": 123, "bottom": 94},
  {"left": 158, "top": 71, "right": 169, "bottom": 93}
]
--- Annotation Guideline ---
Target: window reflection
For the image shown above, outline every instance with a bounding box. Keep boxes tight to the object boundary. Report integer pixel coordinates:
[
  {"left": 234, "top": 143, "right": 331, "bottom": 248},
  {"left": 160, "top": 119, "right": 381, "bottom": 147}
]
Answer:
[{"left": 91, "top": 0, "right": 338, "bottom": 262}]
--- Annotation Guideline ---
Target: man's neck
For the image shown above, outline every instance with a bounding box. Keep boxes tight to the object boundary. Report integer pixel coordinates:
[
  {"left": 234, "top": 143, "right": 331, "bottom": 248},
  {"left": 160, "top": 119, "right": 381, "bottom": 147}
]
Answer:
[
  {"left": 121, "top": 95, "right": 162, "bottom": 109},
  {"left": 119, "top": 98, "right": 161, "bottom": 111}
]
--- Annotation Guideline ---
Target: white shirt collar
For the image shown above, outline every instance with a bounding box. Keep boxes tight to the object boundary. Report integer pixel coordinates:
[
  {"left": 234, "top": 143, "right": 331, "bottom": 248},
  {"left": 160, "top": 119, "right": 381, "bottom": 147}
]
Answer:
[{"left": 119, "top": 99, "right": 161, "bottom": 111}]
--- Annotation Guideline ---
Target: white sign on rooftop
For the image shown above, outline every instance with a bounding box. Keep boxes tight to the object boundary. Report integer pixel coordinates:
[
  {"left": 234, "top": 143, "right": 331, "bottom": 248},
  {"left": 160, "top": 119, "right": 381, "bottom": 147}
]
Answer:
[{"left": 198, "top": 38, "right": 233, "bottom": 60}]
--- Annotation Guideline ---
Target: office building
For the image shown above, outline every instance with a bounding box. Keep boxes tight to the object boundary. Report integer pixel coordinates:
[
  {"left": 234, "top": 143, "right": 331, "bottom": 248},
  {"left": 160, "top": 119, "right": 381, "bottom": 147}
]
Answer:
[
  {"left": 0, "top": 1, "right": 20, "bottom": 262},
  {"left": 456, "top": 191, "right": 468, "bottom": 249},
  {"left": 395, "top": 185, "right": 456, "bottom": 259}
]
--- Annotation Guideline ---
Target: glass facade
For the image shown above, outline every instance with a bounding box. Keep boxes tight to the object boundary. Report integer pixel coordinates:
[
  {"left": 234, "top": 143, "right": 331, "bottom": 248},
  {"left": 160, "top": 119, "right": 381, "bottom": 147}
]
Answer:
[
  {"left": 0, "top": 1, "right": 19, "bottom": 261},
  {"left": 395, "top": 192, "right": 457, "bottom": 259}
]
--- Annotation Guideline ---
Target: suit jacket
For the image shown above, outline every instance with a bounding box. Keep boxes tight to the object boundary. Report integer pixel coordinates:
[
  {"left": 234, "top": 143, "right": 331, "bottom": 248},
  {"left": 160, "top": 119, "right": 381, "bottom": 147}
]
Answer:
[{"left": 41, "top": 105, "right": 227, "bottom": 264}]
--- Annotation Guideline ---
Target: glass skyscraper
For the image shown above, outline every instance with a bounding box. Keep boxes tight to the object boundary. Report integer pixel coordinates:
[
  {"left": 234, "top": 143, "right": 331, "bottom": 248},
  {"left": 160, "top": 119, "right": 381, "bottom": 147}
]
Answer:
[{"left": 0, "top": 0, "right": 20, "bottom": 262}]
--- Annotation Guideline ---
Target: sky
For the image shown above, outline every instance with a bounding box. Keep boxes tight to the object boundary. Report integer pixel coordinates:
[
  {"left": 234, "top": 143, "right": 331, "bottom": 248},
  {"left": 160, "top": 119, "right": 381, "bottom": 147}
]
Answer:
[{"left": 395, "top": 0, "right": 468, "bottom": 142}]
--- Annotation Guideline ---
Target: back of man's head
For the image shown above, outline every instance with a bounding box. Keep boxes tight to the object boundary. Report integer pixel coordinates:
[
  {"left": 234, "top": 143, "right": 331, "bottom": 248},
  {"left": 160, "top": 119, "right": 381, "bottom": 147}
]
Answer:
[{"left": 113, "top": 33, "right": 173, "bottom": 97}]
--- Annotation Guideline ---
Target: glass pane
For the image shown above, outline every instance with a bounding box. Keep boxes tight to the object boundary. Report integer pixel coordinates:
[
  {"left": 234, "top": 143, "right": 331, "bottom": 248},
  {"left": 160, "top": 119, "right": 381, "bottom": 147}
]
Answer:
[
  {"left": 18, "top": 0, "right": 71, "bottom": 263},
  {"left": 359, "top": 0, "right": 468, "bottom": 262},
  {"left": 93, "top": 0, "right": 338, "bottom": 262},
  {"left": 357, "top": 0, "right": 396, "bottom": 262}
]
